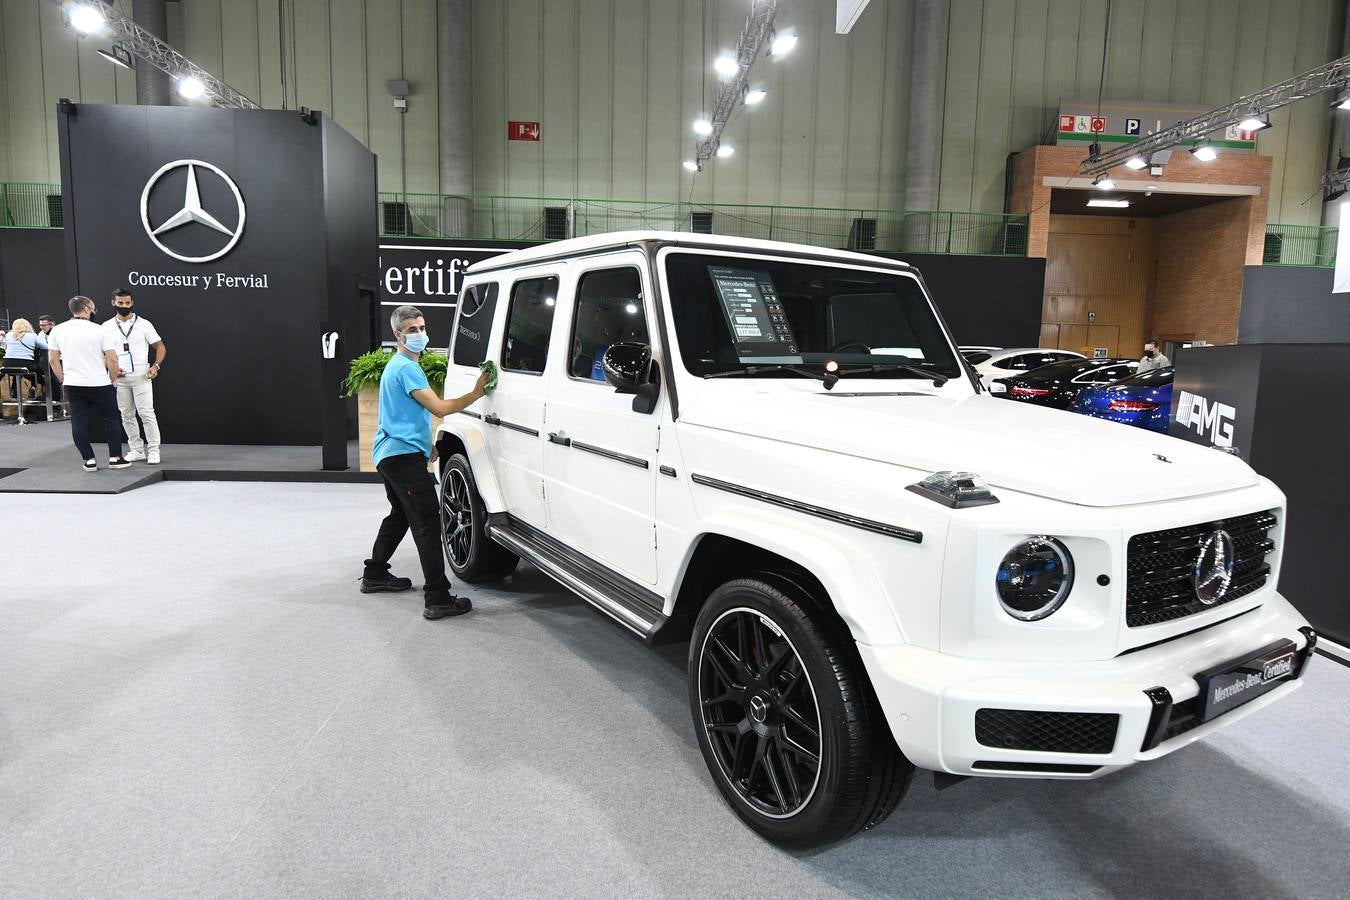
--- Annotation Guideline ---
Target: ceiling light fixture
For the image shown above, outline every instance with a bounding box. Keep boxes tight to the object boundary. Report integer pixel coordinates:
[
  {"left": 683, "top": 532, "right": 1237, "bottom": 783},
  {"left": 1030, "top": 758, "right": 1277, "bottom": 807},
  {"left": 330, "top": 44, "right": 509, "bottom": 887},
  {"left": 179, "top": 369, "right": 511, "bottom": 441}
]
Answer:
[
  {"left": 682, "top": 159, "right": 699, "bottom": 172},
  {"left": 68, "top": 3, "right": 105, "bottom": 34},
  {"left": 1237, "top": 114, "right": 1271, "bottom": 133},
  {"left": 1190, "top": 144, "right": 1218, "bottom": 161},
  {"left": 1124, "top": 156, "right": 1147, "bottom": 170},
  {"left": 1087, "top": 199, "right": 1131, "bottom": 208},
  {"left": 693, "top": 118, "right": 712, "bottom": 136},
  {"left": 176, "top": 76, "right": 207, "bottom": 100},
  {"left": 96, "top": 43, "right": 135, "bottom": 69},
  {"left": 770, "top": 31, "right": 798, "bottom": 56},
  {"left": 744, "top": 88, "right": 767, "bottom": 106},
  {"left": 1092, "top": 175, "right": 1116, "bottom": 190},
  {"left": 714, "top": 54, "right": 740, "bottom": 78},
  {"left": 717, "top": 144, "right": 735, "bottom": 158}
]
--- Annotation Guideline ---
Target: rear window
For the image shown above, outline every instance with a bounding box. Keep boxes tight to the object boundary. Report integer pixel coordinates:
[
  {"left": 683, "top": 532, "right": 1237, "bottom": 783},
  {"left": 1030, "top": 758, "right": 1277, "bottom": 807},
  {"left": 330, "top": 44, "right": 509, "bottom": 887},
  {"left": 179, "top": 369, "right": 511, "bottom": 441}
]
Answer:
[{"left": 962, "top": 351, "right": 993, "bottom": 365}]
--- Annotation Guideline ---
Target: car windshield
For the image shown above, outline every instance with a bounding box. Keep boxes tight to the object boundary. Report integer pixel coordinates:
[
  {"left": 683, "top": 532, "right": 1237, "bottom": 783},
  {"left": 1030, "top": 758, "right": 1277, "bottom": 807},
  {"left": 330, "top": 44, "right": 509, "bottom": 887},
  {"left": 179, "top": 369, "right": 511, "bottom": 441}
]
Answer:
[{"left": 664, "top": 252, "right": 962, "bottom": 379}]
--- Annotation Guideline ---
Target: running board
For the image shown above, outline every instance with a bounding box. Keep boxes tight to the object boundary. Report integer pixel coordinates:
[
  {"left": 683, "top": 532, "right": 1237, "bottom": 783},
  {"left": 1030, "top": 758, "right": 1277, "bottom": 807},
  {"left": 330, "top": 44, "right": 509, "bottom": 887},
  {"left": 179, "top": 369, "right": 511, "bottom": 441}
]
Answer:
[{"left": 488, "top": 515, "right": 664, "bottom": 639}]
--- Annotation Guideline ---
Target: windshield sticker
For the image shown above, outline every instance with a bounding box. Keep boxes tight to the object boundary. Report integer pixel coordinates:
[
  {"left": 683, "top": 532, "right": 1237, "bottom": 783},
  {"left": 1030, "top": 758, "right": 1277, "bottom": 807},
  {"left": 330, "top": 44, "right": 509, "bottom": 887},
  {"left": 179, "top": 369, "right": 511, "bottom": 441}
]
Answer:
[{"left": 708, "top": 265, "right": 803, "bottom": 364}]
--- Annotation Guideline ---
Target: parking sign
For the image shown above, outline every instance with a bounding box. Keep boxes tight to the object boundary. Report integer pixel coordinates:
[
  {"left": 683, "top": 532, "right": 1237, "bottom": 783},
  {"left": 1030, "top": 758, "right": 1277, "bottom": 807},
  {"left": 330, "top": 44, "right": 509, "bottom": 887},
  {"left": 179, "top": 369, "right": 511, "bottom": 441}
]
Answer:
[{"left": 1126, "top": 118, "right": 1141, "bottom": 135}]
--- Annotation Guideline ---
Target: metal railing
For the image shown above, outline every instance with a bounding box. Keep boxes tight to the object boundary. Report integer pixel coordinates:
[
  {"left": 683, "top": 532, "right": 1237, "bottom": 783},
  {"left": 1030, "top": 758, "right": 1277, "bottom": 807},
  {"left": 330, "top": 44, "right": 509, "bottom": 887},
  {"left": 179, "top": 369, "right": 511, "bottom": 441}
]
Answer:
[
  {"left": 376, "top": 192, "right": 1030, "bottom": 256},
  {"left": 0, "top": 182, "right": 63, "bottom": 228},
  {"left": 1264, "top": 223, "right": 1337, "bottom": 267},
  {"left": 1, "top": 180, "right": 1029, "bottom": 256}
]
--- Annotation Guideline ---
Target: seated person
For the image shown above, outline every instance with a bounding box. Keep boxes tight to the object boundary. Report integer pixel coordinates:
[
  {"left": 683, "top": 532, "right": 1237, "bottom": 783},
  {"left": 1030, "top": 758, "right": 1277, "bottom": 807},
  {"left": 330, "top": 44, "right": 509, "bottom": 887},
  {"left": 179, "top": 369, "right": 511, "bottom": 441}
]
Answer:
[{"left": 2, "top": 318, "right": 48, "bottom": 398}]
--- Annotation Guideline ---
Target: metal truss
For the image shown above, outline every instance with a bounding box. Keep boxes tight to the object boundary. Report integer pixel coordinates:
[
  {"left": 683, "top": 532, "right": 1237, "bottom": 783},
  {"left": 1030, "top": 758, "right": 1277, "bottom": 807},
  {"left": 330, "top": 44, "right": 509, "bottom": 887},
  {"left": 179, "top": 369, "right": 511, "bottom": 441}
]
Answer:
[
  {"left": 53, "top": 0, "right": 259, "bottom": 109},
  {"left": 1084, "top": 53, "right": 1350, "bottom": 176},
  {"left": 692, "top": 0, "right": 778, "bottom": 168}
]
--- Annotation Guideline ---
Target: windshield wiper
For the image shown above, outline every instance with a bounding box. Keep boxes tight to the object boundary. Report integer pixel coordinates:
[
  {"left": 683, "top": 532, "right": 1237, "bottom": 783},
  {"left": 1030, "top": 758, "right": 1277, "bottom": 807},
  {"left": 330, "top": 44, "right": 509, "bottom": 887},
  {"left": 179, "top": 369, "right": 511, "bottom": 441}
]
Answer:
[
  {"left": 703, "top": 364, "right": 828, "bottom": 383},
  {"left": 836, "top": 362, "right": 949, "bottom": 387}
]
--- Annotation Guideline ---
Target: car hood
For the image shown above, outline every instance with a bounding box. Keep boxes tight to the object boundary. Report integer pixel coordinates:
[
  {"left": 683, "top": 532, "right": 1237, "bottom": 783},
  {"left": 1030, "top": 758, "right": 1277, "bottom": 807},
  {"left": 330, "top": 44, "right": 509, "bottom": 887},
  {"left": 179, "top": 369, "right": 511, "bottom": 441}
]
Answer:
[{"left": 679, "top": 388, "right": 1258, "bottom": 507}]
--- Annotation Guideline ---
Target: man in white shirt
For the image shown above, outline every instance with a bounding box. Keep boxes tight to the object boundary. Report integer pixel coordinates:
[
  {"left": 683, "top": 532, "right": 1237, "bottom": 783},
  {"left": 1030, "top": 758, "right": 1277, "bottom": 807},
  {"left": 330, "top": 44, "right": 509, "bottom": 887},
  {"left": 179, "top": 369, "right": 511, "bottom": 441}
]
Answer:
[
  {"left": 48, "top": 295, "right": 130, "bottom": 472},
  {"left": 104, "top": 288, "right": 167, "bottom": 464}
]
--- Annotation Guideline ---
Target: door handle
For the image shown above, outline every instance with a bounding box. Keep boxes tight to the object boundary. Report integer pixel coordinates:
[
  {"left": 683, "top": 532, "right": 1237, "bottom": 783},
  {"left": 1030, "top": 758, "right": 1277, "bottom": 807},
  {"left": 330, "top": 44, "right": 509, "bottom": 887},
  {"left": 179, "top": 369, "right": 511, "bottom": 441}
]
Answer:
[
  {"left": 483, "top": 413, "right": 501, "bottom": 426},
  {"left": 548, "top": 431, "right": 572, "bottom": 447}
]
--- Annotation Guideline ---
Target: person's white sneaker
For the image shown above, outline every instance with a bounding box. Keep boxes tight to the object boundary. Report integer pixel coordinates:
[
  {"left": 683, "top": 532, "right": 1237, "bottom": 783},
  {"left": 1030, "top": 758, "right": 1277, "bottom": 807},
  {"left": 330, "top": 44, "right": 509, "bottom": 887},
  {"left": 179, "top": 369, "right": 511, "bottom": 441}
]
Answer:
[
  {"left": 82, "top": 459, "right": 97, "bottom": 473},
  {"left": 124, "top": 449, "right": 146, "bottom": 462},
  {"left": 147, "top": 449, "right": 161, "bottom": 465}
]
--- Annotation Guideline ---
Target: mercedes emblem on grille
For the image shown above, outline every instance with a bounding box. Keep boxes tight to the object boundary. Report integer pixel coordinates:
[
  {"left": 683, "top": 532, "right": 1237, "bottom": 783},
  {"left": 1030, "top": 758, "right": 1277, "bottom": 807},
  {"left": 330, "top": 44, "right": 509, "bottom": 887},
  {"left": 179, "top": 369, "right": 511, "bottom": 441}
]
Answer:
[{"left": 1193, "top": 529, "right": 1236, "bottom": 605}]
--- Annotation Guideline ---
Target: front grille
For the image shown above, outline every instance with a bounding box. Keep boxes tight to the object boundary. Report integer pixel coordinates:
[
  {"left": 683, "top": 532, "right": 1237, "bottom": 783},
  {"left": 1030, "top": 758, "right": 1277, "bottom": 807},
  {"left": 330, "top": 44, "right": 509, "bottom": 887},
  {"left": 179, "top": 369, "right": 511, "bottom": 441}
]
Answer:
[
  {"left": 975, "top": 708, "right": 1119, "bottom": 754},
  {"left": 1126, "top": 510, "right": 1278, "bottom": 628}
]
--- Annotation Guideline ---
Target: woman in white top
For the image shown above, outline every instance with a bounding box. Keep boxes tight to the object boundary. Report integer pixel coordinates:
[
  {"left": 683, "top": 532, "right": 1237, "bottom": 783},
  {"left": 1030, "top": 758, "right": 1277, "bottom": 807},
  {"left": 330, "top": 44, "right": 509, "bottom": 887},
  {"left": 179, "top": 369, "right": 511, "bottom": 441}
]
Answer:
[{"left": 3, "top": 318, "right": 49, "bottom": 397}]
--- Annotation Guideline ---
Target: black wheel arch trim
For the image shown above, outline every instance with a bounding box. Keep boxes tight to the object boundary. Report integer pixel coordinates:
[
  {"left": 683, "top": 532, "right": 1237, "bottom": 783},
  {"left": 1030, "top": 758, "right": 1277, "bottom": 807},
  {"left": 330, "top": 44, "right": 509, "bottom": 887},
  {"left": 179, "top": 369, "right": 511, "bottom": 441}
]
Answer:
[{"left": 690, "top": 473, "right": 922, "bottom": 543}]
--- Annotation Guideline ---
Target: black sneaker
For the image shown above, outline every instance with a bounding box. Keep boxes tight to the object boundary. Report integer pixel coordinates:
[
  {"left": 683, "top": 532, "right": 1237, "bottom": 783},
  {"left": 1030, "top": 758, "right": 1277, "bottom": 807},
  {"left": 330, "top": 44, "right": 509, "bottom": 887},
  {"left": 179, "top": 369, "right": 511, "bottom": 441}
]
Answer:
[
  {"left": 108, "top": 457, "right": 131, "bottom": 470},
  {"left": 423, "top": 596, "right": 473, "bottom": 619},
  {"left": 82, "top": 459, "right": 97, "bottom": 472},
  {"left": 360, "top": 572, "right": 414, "bottom": 593}
]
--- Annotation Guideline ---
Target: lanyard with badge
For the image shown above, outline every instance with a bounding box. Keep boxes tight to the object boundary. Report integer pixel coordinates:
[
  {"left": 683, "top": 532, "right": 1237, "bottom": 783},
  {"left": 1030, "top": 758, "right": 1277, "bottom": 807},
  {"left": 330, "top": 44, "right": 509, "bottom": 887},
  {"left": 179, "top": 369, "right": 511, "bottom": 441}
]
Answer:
[{"left": 117, "top": 315, "right": 137, "bottom": 373}]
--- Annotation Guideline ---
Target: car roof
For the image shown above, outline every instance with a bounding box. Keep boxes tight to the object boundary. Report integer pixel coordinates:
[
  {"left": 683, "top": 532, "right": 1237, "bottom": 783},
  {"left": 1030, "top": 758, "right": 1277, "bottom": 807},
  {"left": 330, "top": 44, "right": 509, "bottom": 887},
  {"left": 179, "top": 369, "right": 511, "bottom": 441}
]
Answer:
[
  {"left": 465, "top": 230, "right": 916, "bottom": 275},
  {"left": 1004, "top": 357, "right": 1135, "bottom": 380},
  {"left": 984, "top": 347, "right": 1083, "bottom": 359}
]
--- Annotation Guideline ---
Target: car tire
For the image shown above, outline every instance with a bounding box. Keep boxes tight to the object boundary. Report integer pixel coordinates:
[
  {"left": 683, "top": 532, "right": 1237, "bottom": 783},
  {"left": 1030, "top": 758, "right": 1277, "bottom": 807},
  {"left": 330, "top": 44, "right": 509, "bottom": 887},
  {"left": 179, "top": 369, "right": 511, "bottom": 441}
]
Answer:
[
  {"left": 688, "top": 576, "right": 913, "bottom": 848},
  {"left": 440, "top": 452, "right": 518, "bottom": 583}
]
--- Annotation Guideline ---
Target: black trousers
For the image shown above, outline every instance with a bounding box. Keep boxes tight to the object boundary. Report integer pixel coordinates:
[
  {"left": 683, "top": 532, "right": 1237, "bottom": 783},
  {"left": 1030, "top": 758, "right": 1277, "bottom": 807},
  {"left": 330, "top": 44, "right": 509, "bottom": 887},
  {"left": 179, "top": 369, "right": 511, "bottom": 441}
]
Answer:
[
  {"left": 368, "top": 452, "right": 451, "bottom": 601},
  {"left": 65, "top": 384, "right": 123, "bottom": 461}
]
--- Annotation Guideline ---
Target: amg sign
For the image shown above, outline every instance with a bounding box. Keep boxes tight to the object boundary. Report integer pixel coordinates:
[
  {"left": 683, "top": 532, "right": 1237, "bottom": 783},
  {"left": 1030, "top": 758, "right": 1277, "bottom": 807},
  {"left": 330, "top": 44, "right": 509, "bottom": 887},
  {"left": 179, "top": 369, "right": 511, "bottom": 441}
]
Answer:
[{"left": 1175, "top": 390, "right": 1237, "bottom": 448}]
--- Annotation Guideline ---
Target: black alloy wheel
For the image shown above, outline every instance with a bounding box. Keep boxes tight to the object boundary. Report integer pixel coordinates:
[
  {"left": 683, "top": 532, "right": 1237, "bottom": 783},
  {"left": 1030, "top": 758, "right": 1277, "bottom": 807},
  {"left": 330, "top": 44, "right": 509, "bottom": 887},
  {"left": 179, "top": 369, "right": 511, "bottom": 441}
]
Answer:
[
  {"left": 689, "top": 576, "right": 913, "bottom": 848},
  {"left": 439, "top": 453, "right": 519, "bottom": 582},
  {"left": 698, "top": 607, "right": 822, "bottom": 818}
]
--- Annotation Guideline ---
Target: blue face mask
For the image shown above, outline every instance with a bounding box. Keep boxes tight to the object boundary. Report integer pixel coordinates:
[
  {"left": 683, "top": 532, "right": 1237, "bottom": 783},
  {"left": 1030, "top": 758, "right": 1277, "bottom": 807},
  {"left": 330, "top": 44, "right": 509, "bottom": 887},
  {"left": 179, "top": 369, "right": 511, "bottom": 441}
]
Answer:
[{"left": 403, "top": 331, "right": 429, "bottom": 353}]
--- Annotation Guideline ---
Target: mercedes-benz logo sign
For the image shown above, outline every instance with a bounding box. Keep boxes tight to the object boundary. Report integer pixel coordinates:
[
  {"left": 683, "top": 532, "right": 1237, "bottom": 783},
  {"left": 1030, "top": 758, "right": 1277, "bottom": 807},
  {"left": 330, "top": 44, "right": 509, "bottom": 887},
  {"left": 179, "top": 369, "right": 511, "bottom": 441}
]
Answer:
[
  {"left": 140, "top": 159, "right": 246, "bottom": 263},
  {"left": 1193, "top": 529, "right": 1236, "bottom": 605},
  {"left": 748, "top": 695, "right": 769, "bottom": 724}
]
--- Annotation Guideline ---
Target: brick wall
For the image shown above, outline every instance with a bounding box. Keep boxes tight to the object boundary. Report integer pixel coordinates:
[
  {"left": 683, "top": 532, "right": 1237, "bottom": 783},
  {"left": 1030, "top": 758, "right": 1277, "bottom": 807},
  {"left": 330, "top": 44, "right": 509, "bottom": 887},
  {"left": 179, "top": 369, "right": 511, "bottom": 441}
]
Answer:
[{"left": 1152, "top": 197, "right": 1252, "bottom": 345}]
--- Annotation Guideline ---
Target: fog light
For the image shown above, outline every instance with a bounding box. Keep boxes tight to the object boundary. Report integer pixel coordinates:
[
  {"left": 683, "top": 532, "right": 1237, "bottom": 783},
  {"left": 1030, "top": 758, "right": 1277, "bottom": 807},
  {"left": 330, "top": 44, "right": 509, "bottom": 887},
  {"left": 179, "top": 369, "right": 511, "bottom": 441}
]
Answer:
[{"left": 996, "top": 537, "right": 1074, "bottom": 621}]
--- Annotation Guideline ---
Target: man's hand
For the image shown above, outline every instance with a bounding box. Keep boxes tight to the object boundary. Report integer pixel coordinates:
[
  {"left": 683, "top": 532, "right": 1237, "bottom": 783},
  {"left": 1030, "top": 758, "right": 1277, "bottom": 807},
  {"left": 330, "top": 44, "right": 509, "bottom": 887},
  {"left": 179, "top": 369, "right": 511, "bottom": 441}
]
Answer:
[
  {"left": 474, "top": 368, "right": 491, "bottom": 396},
  {"left": 147, "top": 364, "right": 160, "bottom": 381},
  {"left": 429, "top": 446, "right": 439, "bottom": 465}
]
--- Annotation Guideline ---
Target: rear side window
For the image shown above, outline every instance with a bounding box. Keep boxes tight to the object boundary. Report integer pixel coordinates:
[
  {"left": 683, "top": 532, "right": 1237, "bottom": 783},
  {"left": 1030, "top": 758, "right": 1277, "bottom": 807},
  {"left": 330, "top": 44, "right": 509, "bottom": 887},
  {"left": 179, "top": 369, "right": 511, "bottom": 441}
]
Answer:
[
  {"left": 963, "top": 351, "right": 993, "bottom": 365},
  {"left": 569, "top": 268, "right": 648, "bottom": 380},
  {"left": 451, "top": 282, "right": 498, "bottom": 367},
  {"left": 502, "top": 276, "right": 560, "bottom": 374},
  {"left": 996, "top": 354, "right": 1034, "bottom": 370}
]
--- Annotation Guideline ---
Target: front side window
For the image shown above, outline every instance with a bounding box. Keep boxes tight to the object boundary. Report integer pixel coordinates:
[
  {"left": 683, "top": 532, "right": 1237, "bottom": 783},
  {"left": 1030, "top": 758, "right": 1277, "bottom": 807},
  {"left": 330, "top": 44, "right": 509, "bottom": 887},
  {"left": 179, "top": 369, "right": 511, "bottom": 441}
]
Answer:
[
  {"left": 502, "top": 275, "right": 560, "bottom": 374},
  {"left": 569, "top": 268, "right": 649, "bottom": 380},
  {"left": 664, "top": 253, "right": 960, "bottom": 380}
]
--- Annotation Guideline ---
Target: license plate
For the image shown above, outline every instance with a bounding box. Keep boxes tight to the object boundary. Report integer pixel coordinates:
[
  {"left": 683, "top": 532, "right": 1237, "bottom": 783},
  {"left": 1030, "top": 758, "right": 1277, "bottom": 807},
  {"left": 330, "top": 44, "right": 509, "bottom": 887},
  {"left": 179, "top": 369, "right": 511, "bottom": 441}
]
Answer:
[{"left": 1196, "top": 640, "right": 1298, "bottom": 723}]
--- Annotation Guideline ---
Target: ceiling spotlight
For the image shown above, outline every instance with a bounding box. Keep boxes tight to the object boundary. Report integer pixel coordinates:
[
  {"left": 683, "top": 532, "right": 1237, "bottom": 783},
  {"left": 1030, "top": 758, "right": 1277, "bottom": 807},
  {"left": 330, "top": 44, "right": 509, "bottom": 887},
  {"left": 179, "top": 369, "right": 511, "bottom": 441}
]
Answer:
[
  {"left": 1092, "top": 176, "right": 1115, "bottom": 190},
  {"left": 69, "top": 3, "right": 106, "bottom": 34},
  {"left": 714, "top": 54, "right": 740, "bottom": 78},
  {"left": 744, "top": 88, "right": 767, "bottom": 106},
  {"left": 625, "top": 303, "right": 638, "bottom": 314},
  {"left": 1335, "top": 96, "right": 1350, "bottom": 110},
  {"left": 770, "top": 31, "right": 798, "bottom": 56},
  {"left": 97, "top": 43, "right": 135, "bottom": 70},
  {"left": 1124, "top": 156, "right": 1147, "bottom": 170},
  {"left": 717, "top": 144, "right": 734, "bottom": 158},
  {"left": 1237, "top": 114, "right": 1270, "bottom": 133},
  {"left": 682, "top": 159, "right": 699, "bottom": 172},
  {"left": 1191, "top": 144, "right": 1218, "bottom": 162},
  {"left": 1087, "top": 199, "right": 1130, "bottom": 208},
  {"left": 177, "top": 76, "right": 207, "bottom": 101},
  {"left": 693, "top": 118, "right": 712, "bottom": 136}
]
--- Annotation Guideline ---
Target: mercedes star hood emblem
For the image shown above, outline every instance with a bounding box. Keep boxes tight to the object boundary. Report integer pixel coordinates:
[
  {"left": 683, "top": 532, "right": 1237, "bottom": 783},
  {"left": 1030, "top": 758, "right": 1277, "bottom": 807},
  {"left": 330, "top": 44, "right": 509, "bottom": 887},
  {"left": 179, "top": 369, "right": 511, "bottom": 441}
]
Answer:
[
  {"left": 140, "top": 159, "right": 246, "bottom": 263},
  {"left": 1193, "top": 529, "right": 1236, "bottom": 605}
]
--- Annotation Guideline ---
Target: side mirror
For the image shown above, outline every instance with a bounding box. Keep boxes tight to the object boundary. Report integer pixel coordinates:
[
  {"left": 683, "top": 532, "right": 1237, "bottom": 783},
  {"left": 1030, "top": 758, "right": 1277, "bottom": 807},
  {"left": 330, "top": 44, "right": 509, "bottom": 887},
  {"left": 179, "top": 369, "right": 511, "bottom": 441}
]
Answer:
[{"left": 602, "top": 342, "right": 651, "bottom": 394}]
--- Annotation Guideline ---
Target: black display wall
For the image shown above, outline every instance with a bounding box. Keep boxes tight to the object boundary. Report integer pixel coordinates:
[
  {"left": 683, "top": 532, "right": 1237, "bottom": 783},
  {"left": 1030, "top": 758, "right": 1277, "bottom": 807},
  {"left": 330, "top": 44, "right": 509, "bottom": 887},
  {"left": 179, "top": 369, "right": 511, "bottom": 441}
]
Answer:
[
  {"left": 58, "top": 103, "right": 377, "bottom": 460},
  {"left": 886, "top": 253, "right": 1046, "bottom": 350},
  {"left": 1238, "top": 265, "right": 1350, "bottom": 344},
  {"left": 0, "top": 228, "right": 66, "bottom": 324},
  {"left": 1170, "top": 344, "right": 1350, "bottom": 647}
]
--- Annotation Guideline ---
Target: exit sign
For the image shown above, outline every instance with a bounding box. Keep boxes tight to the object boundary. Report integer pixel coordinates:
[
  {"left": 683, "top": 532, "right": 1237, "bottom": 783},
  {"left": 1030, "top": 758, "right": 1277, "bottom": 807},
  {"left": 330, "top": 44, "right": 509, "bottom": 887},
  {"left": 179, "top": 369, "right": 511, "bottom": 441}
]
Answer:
[{"left": 508, "top": 121, "right": 540, "bottom": 141}]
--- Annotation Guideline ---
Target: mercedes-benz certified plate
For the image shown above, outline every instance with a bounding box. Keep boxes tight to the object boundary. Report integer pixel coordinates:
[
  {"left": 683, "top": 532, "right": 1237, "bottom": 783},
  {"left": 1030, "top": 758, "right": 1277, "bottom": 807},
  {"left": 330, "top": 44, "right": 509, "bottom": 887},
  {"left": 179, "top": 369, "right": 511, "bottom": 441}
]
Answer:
[{"left": 1196, "top": 639, "right": 1298, "bottom": 723}]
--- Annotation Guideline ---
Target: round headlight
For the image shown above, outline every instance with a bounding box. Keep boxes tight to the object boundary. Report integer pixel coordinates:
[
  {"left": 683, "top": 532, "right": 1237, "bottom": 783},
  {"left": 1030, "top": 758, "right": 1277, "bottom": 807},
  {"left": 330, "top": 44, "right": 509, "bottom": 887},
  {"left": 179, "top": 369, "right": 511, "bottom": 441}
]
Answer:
[{"left": 996, "top": 536, "right": 1074, "bottom": 621}]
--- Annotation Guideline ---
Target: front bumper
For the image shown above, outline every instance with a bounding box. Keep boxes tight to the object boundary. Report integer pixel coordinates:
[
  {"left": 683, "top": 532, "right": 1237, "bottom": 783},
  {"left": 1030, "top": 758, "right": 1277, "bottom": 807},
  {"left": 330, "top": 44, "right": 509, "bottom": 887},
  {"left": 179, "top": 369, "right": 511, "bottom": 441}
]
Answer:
[{"left": 859, "top": 594, "right": 1314, "bottom": 777}]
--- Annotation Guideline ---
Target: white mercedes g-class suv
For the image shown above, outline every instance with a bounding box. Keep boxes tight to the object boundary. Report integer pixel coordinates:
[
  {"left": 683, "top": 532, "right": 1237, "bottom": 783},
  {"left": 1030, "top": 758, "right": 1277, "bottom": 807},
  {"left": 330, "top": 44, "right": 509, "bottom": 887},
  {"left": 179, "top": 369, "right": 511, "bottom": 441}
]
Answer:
[{"left": 434, "top": 231, "right": 1316, "bottom": 848}]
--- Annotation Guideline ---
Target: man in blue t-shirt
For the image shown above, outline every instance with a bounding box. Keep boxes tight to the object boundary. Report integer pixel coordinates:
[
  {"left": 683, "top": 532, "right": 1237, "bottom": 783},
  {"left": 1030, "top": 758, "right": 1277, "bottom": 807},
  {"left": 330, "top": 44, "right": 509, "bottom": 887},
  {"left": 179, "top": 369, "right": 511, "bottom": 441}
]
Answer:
[{"left": 363, "top": 304, "right": 491, "bottom": 620}]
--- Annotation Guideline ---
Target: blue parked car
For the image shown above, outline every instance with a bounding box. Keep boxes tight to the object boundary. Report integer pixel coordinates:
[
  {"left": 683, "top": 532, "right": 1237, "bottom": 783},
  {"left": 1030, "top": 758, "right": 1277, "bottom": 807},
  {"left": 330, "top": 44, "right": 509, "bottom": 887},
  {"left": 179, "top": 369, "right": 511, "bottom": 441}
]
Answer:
[{"left": 1068, "top": 366, "right": 1174, "bottom": 432}]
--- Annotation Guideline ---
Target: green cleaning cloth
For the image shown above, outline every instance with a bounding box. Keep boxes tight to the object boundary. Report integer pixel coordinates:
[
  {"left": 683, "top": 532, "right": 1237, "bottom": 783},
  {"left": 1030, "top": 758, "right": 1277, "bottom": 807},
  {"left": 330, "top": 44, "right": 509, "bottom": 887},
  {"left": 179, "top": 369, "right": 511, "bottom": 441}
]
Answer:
[{"left": 478, "top": 359, "right": 499, "bottom": 395}]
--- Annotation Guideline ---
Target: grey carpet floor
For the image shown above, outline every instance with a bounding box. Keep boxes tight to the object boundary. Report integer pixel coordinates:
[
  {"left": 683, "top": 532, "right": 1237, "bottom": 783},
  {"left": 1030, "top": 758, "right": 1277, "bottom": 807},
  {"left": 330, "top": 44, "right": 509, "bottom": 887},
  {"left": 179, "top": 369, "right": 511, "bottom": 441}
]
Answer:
[{"left": 1, "top": 482, "right": 1347, "bottom": 899}]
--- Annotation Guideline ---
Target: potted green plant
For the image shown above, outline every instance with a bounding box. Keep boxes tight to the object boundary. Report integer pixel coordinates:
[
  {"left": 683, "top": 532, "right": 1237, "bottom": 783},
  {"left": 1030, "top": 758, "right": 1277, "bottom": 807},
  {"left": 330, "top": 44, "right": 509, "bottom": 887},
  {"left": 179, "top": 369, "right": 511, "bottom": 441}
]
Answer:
[{"left": 343, "top": 349, "right": 449, "bottom": 472}]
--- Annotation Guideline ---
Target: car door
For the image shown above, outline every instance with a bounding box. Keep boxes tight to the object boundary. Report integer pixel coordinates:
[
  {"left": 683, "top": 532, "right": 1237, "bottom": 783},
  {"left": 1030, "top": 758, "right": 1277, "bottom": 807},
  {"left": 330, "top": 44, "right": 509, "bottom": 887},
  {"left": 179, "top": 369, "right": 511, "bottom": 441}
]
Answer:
[
  {"left": 482, "top": 269, "right": 561, "bottom": 528},
  {"left": 542, "top": 256, "right": 660, "bottom": 585}
]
